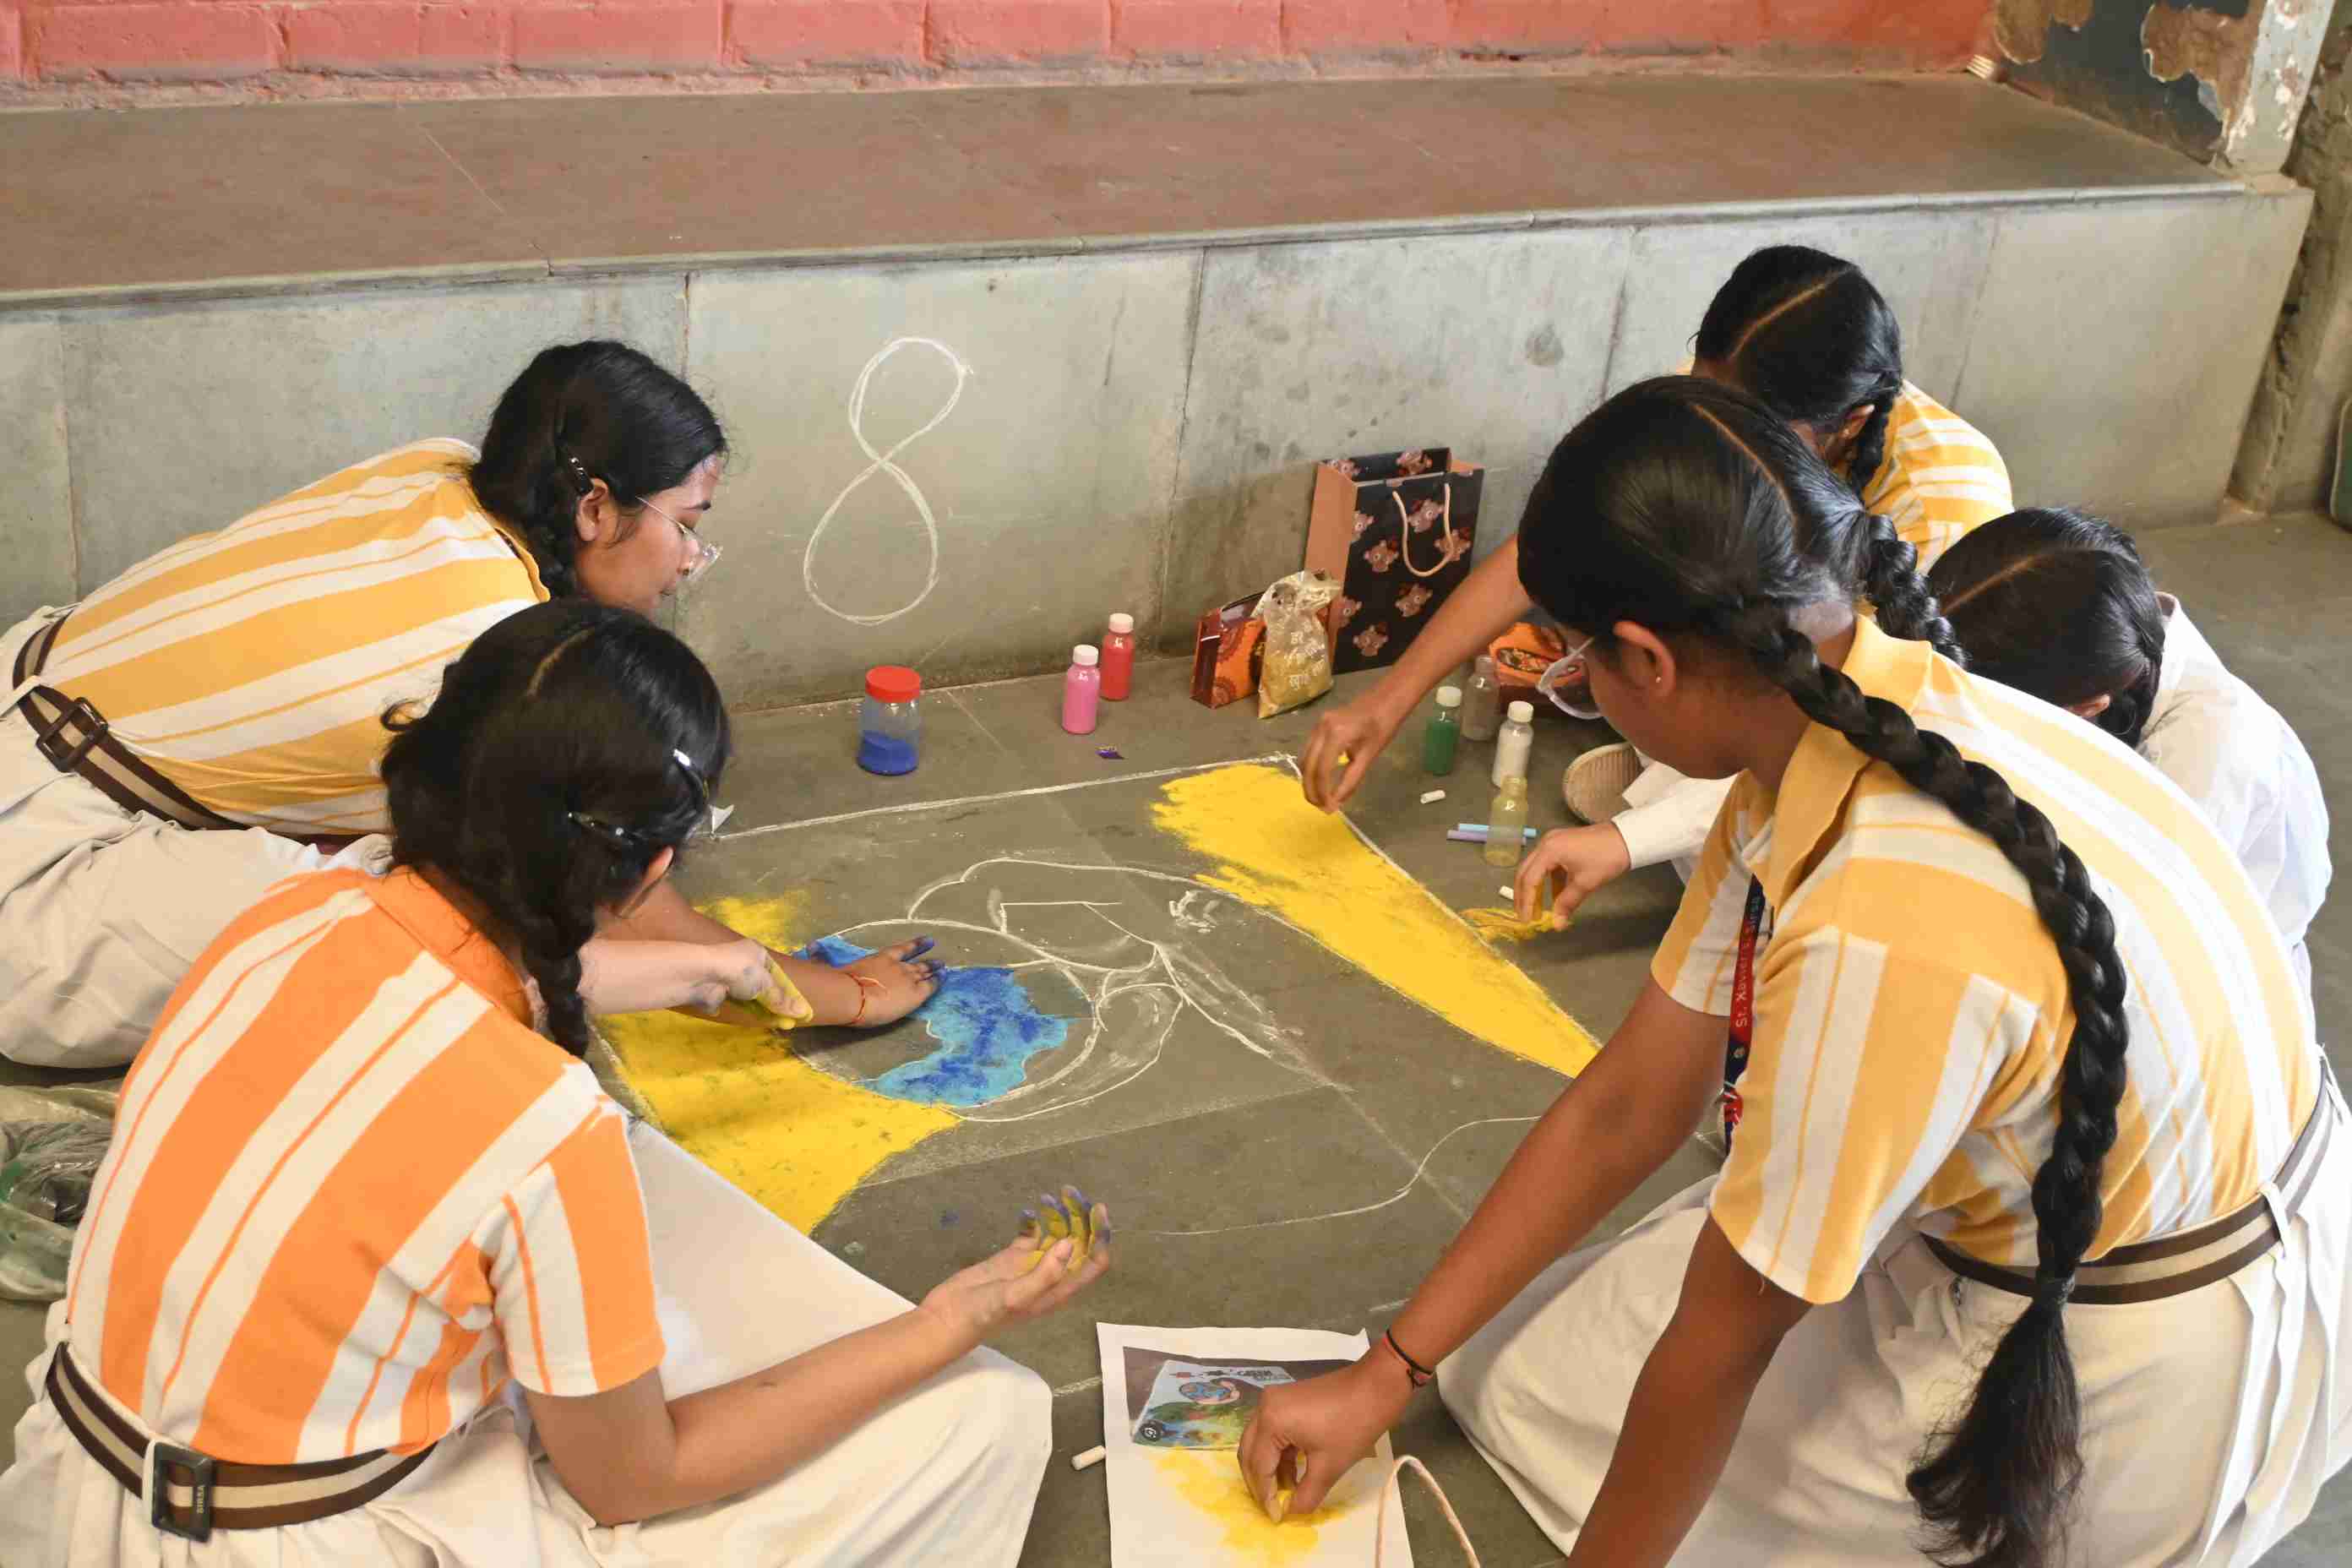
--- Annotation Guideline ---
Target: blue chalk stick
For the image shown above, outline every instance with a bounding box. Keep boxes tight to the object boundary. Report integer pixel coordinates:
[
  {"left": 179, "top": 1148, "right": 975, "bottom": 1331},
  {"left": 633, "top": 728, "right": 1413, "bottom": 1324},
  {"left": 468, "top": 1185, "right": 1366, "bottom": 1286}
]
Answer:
[{"left": 1452, "top": 824, "right": 1540, "bottom": 840}]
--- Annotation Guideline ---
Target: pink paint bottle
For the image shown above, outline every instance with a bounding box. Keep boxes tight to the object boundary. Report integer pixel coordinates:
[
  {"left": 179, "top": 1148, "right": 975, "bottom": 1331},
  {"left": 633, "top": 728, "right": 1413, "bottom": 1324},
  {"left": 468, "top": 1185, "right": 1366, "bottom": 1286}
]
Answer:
[{"left": 1062, "top": 645, "right": 1102, "bottom": 734}]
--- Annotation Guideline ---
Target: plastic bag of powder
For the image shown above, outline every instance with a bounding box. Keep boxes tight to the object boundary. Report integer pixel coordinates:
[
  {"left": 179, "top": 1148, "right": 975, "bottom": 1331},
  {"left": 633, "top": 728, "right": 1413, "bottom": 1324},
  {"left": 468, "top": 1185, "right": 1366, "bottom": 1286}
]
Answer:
[{"left": 1254, "top": 570, "right": 1342, "bottom": 720}]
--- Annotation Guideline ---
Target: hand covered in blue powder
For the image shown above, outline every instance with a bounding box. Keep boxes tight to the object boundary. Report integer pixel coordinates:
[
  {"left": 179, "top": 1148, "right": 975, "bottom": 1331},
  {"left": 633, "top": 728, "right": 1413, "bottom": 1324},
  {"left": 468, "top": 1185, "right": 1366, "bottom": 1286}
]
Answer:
[{"left": 837, "top": 935, "right": 945, "bottom": 1028}]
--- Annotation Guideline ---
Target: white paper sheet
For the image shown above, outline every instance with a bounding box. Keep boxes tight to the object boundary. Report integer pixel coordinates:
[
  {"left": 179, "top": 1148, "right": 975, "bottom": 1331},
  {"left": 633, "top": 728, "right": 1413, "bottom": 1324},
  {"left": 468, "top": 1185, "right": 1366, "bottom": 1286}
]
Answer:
[{"left": 1097, "top": 1323, "right": 1413, "bottom": 1567}]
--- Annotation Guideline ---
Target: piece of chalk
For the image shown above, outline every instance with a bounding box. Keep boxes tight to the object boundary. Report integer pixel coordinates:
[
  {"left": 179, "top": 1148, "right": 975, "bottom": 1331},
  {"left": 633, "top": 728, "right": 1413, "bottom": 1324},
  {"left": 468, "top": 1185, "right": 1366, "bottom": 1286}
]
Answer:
[
  {"left": 1446, "top": 829, "right": 1484, "bottom": 843},
  {"left": 1499, "top": 885, "right": 1514, "bottom": 898},
  {"left": 1419, "top": 789, "right": 1447, "bottom": 804},
  {"left": 1453, "top": 824, "right": 1540, "bottom": 839},
  {"left": 1071, "top": 1446, "right": 1107, "bottom": 1472}
]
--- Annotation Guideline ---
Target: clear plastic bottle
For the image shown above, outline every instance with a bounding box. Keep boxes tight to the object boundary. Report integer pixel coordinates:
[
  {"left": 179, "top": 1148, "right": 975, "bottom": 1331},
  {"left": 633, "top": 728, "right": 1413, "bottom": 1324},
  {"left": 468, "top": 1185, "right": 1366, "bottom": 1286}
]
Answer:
[
  {"left": 1101, "top": 612, "right": 1136, "bottom": 701},
  {"left": 1461, "top": 656, "right": 1502, "bottom": 743},
  {"left": 1484, "top": 774, "right": 1530, "bottom": 868},
  {"left": 1061, "top": 645, "right": 1102, "bottom": 734},
  {"left": 1423, "top": 686, "right": 1462, "bottom": 776},
  {"left": 856, "top": 665, "right": 923, "bottom": 775},
  {"left": 1491, "top": 699, "right": 1535, "bottom": 787}
]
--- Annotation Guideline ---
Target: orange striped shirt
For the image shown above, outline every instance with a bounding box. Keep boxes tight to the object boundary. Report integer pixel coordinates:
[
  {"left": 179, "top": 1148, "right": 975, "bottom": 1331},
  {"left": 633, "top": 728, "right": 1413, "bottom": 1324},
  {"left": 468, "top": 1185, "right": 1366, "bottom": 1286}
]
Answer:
[
  {"left": 41, "top": 442, "right": 549, "bottom": 836},
  {"left": 1655, "top": 617, "right": 2317, "bottom": 1304},
  {"left": 63, "top": 868, "right": 662, "bottom": 1462}
]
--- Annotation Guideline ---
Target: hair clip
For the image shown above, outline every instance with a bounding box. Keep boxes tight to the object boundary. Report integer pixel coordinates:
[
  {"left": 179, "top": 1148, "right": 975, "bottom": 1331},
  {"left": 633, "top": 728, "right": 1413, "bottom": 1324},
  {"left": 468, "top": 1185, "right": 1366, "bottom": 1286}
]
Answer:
[{"left": 568, "top": 809, "right": 648, "bottom": 847}]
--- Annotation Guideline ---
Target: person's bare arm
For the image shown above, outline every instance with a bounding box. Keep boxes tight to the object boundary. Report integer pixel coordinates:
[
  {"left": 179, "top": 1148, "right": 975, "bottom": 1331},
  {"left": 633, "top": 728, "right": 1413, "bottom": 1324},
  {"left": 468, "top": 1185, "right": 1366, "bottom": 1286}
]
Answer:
[
  {"left": 601, "top": 880, "right": 938, "bottom": 1027},
  {"left": 1300, "top": 538, "right": 1533, "bottom": 810},
  {"left": 1239, "top": 980, "right": 1724, "bottom": 1515},
  {"left": 530, "top": 1207, "right": 1111, "bottom": 1527}
]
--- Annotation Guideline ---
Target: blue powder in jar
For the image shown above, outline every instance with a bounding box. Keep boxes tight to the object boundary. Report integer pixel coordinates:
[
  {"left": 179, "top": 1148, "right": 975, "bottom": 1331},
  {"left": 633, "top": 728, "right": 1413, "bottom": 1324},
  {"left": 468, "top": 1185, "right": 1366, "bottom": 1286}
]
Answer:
[{"left": 858, "top": 732, "right": 920, "bottom": 776}]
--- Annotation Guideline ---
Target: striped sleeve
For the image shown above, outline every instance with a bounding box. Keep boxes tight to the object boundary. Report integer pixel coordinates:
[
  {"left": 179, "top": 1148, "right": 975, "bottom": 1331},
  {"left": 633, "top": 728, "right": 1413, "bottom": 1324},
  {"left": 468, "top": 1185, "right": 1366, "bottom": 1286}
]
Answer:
[
  {"left": 487, "top": 1104, "right": 664, "bottom": 1396},
  {"left": 1651, "top": 798, "right": 1754, "bottom": 1017},
  {"left": 1710, "top": 929, "right": 2031, "bottom": 1303}
]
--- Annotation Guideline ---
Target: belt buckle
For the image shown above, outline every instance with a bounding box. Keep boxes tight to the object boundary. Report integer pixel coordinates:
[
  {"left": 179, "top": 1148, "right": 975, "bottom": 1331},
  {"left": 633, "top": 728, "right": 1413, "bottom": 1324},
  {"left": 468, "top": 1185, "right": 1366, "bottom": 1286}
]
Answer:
[
  {"left": 149, "top": 1442, "right": 216, "bottom": 1543},
  {"left": 33, "top": 694, "right": 107, "bottom": 772}
]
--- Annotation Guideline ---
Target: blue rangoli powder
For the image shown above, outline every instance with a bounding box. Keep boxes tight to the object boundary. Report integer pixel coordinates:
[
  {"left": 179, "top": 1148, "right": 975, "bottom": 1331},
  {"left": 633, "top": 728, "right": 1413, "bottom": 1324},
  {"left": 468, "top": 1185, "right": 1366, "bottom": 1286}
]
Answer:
[{"left": 800, "top": 936, "right": 1071, "bottom": 1108}]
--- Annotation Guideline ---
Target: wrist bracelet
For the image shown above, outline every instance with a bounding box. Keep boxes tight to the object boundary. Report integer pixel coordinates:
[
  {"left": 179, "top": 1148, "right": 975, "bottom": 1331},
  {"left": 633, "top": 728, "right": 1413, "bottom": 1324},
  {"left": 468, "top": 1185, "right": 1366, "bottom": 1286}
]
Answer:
[
  {"left": 849, "top": 974, "right": 883, "bottom": 1027},
  {"left": 1384, "top": 1328, "right": 1435, "bottom": 1389}
]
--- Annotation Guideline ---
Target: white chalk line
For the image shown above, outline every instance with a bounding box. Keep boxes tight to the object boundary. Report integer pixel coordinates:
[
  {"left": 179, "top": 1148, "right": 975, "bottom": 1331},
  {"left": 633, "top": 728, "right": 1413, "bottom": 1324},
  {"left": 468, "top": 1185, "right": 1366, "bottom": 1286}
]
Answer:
[
  {"left": 1130, "top": 1115, "right": 1538, "bottom": 1238},
  {"left": 804, "top": 335, "right": 971, "bottom": 629},
  {"left": 716, "top": 754, "right": 1295, "bottom": 841}
]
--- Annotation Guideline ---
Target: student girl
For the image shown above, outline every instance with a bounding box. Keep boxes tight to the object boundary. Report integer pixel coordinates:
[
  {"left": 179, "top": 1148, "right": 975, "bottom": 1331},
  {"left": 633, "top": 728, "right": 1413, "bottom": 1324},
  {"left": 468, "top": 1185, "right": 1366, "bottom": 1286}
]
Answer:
[
  {"left": 1242, "top": 378, "right": 2346, "bottom": 1566},
  {"left": 0, "top": 340, "right": 934, "bottom": 1070},
  {"left": 1300, "top": 246, "right": 2012, "bottom": 922},
  {"left": 0, "top": 602, "right": 1109, "bottom": 1565},
  {"left": 1929, "top": 506, "right": 2329, "bottom": 1009}
]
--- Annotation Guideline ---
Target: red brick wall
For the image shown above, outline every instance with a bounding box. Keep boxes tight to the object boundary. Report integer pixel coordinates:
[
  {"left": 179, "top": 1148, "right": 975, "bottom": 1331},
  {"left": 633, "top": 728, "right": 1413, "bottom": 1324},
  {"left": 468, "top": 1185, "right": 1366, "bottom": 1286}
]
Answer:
[{"left": 0, "top": 0, "right": 1984, "bottom": 92}]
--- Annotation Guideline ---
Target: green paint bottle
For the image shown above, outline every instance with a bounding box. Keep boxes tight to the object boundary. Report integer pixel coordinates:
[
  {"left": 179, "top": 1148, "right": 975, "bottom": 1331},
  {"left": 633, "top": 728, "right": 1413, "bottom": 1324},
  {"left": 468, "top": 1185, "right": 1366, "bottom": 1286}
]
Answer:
[{"left": 1424, "top": 685, "right": 1463, "bottom": 776}]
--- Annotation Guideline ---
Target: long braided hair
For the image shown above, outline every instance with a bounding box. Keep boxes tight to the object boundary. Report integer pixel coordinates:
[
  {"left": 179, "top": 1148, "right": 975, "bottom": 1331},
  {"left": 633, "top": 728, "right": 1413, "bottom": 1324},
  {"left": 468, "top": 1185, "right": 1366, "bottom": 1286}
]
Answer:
[
  {"left": 469, "top": 341, "right": 727, "bottom": 599},
  {"left": 1519, "top": 378, "right": 2131, "bottom": 1568},
  {"left": 381, "top": 601, "right": 731, "bottom": 1054},
  {"left": 1695, "top": 245, "right": 1904, "bottom": 504},
  {"left": 1928, "top": 507, "right": 2168, "bottom": 749}
]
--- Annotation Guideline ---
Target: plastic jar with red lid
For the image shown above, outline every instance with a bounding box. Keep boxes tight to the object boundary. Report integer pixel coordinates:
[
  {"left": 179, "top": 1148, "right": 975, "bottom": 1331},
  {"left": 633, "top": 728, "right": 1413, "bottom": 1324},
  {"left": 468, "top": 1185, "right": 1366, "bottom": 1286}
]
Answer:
[{"left": 857, "top": 666, "right": 923, "bottom": 775}]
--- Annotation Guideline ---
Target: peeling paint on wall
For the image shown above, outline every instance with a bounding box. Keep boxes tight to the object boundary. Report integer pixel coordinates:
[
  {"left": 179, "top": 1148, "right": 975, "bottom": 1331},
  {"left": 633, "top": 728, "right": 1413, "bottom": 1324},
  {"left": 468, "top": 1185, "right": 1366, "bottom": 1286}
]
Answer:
[
  {"left": 2142, "top": 3, "right": 2256, "bottom": 128},
  {"left": 1994, "top": 0, "right": 2099, "bottom": 65}
]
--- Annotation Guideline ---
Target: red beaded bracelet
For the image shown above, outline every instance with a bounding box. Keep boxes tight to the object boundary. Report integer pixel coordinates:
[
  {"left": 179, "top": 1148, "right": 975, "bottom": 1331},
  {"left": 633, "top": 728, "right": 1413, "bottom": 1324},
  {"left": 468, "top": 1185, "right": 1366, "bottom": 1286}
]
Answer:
[{"left": 849, "top": 974, "right": 883, "bottom": 1027}]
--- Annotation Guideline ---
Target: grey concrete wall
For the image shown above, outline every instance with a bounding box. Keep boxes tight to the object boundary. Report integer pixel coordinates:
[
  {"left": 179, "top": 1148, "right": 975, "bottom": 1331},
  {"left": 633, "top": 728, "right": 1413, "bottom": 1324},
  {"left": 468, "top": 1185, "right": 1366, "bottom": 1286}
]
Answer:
[
  {"left": 0, "top": 185, "right": 2311, "bottom": 705},
  {"left": 2236, "top": 14, "right": 2352, "bottom": 516}
]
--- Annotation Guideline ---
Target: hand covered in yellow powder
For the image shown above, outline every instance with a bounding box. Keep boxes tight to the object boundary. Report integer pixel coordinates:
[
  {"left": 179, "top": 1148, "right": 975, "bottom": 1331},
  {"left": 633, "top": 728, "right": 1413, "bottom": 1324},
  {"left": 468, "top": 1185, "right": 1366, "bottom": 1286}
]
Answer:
[
  {"left": 918, "top": 1186, "right": 1112, "bottom": 1348},
  {"left": 1515, "top": 825, "right": 1630, "bottom": 926}
]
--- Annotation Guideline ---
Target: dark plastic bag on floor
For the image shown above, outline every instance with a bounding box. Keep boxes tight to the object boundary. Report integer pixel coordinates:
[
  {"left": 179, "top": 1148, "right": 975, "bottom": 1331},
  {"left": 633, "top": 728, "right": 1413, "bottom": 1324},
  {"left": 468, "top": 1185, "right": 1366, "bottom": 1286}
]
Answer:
[{"left": 0, "top": 1082, "right": 118, "bottom": 1300}]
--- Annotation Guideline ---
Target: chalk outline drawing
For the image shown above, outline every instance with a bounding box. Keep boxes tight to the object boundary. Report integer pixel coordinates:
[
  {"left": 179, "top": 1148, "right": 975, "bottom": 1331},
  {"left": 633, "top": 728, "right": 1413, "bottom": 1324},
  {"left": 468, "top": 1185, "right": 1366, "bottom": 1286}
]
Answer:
[
  {"left": 803, "top": 336, "right": 972, "bottom": 628},
  {"left": 705, "top": 754, "right": 1567, "bottom": 1239},
  {"left": 814, "top": 856, "right": 1326, "bottom": 1123}
]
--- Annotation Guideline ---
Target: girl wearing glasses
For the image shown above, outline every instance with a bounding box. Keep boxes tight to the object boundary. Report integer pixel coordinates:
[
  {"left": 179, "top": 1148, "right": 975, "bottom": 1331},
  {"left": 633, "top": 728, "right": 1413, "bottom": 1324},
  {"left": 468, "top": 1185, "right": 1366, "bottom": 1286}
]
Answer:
[
  {"left": 0, "top": 340, "right": 935, "bottom": 1070},
  {"left": 0, "top": 602, "right": 1109, "bottom": 1565}
]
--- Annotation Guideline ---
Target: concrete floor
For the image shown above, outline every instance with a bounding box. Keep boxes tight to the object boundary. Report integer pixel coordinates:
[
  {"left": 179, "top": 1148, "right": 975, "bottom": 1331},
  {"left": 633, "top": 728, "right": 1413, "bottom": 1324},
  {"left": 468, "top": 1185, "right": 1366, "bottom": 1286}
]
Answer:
[{"left": 1, "top": 511, "right": 2347, "bottom": 1565}]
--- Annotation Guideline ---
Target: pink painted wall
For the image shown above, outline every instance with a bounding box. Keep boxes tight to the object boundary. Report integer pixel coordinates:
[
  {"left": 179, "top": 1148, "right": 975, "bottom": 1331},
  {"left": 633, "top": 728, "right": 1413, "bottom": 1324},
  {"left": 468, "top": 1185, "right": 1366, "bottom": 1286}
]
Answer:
[{"left": 0, "top": 0, "right": 1985, "bottom": 95}]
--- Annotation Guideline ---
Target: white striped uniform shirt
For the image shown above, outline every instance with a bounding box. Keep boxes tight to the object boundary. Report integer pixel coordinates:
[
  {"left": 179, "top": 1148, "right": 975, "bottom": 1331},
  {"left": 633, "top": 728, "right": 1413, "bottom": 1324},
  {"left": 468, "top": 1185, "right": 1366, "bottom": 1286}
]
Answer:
[{"left": 1657, "top": 617, "right": 2320, "bottom": 1303}]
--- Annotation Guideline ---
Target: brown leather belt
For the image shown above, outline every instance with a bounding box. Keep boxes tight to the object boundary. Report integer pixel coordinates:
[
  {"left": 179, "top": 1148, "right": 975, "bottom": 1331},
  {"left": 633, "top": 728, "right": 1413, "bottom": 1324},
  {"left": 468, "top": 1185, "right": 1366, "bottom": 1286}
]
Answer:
[
  {"left": 9, "top": 612, "right": 240, "bottom": 832},
  {"left": 1926, "top": 1075, "right": 2338, "bottom": 1306},
  {"left": 46, "top": 1345, "right": 433, "bottom": 1542}
]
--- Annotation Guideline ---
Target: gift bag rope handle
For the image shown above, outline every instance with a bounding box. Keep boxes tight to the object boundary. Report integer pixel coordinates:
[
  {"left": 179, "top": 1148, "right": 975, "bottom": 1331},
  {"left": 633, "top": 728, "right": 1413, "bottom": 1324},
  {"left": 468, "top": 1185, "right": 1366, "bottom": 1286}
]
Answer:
[
  {"left": 1372, "top": 1453, "right": 1481, "bottom": 1566},
  {"left": 1391, "top": 487, "right": 1457, "bottom": 580}
]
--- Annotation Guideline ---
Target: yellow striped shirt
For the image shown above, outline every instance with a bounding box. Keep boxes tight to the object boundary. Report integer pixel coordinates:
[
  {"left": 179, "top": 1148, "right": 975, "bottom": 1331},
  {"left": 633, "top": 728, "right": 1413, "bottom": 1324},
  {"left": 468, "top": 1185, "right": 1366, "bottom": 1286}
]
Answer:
[
  {"left": 1860, "top": 384, "right": 2012, "bottom": 572},
  {"left": 1655, "top": 617, "right": 2318, "bottom": 1304},
  {"left": 41, "top": 442, "right": 548, "bottom": 837}
]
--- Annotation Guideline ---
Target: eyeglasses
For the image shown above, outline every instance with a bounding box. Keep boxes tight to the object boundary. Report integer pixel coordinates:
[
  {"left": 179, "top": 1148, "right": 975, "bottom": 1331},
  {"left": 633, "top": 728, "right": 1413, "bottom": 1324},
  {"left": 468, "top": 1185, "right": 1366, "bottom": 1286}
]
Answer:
[
  {"left": 640, "top": 497, "right": 721, "bottom": 591},
  {"left": 1536, "top": 634, "right": 1601, "bottom": 721}
]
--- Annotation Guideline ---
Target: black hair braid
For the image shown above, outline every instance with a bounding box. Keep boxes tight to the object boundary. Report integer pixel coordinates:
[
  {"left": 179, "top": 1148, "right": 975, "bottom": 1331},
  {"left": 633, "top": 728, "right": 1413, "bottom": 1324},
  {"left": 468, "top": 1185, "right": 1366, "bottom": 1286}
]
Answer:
[
  {"left": 2100, "top": 645, "right": 2164, "bottom": 750},
  {"left": 507, "top": 889, "right": 597, "bottom": 1055},
  {"left": 1843, "top": 378, "right": 1900, "bottom": 502},
  {"left": 1712, "top": 602, "right": 2132, "bottom": 1568},
  {"left": 1854, "top": 511, "right": 1963, "bottom": 664}
]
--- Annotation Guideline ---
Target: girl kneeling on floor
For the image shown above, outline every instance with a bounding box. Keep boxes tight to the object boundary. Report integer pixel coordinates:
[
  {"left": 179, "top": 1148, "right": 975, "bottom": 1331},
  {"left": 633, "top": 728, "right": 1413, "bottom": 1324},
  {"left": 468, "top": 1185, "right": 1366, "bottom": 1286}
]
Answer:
[
  {"left": 1241, "top": 378, "right": 2347, "bottom": 1566},
  {"left": 0, "top": 601, "right": 1108, "bottom": 1567},
  {"left": 1927, "top": 505, "right": 2329, "bottom": 1014}
]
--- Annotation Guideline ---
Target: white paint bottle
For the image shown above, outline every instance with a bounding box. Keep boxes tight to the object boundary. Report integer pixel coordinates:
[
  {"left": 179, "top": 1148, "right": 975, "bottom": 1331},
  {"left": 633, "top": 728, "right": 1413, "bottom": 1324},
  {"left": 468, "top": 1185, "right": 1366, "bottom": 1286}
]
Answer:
[{"left": 1492, "top": 700, "right": 1535, "bottom": 786}]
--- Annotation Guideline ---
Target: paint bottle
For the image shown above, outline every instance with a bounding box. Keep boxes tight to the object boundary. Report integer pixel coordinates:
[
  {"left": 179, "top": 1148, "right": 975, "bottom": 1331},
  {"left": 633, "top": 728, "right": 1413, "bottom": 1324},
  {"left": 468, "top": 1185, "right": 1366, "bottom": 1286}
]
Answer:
[
  {"left": 857, "top": 665, "right": 923, "bottom": 776},
  {"left": 1101, "top": 613, "right": 1136, "bottom": 701},
  {"left": 1484, "top": 774, "right": 1530, "bottom": 868},
  {"left": 1424, "top": 686, "right": 1462, "bottom": 776},
  {"left": 1462, "top": 655, "right": 1503, "bottom": 743},
  {"left": 1492, "top": 700, "right": 1535, "bottom": 787},
  {"left": 1062, "top": 645, "right": 1102, "bottom": 735}
]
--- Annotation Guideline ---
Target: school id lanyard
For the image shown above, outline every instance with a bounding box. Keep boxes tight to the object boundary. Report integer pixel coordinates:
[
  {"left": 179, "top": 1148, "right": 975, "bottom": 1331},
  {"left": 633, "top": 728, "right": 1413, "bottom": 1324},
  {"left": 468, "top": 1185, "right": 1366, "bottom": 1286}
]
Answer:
[{"left": 1721, "top": 876, "right": 1767, "bottom": 1148}]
